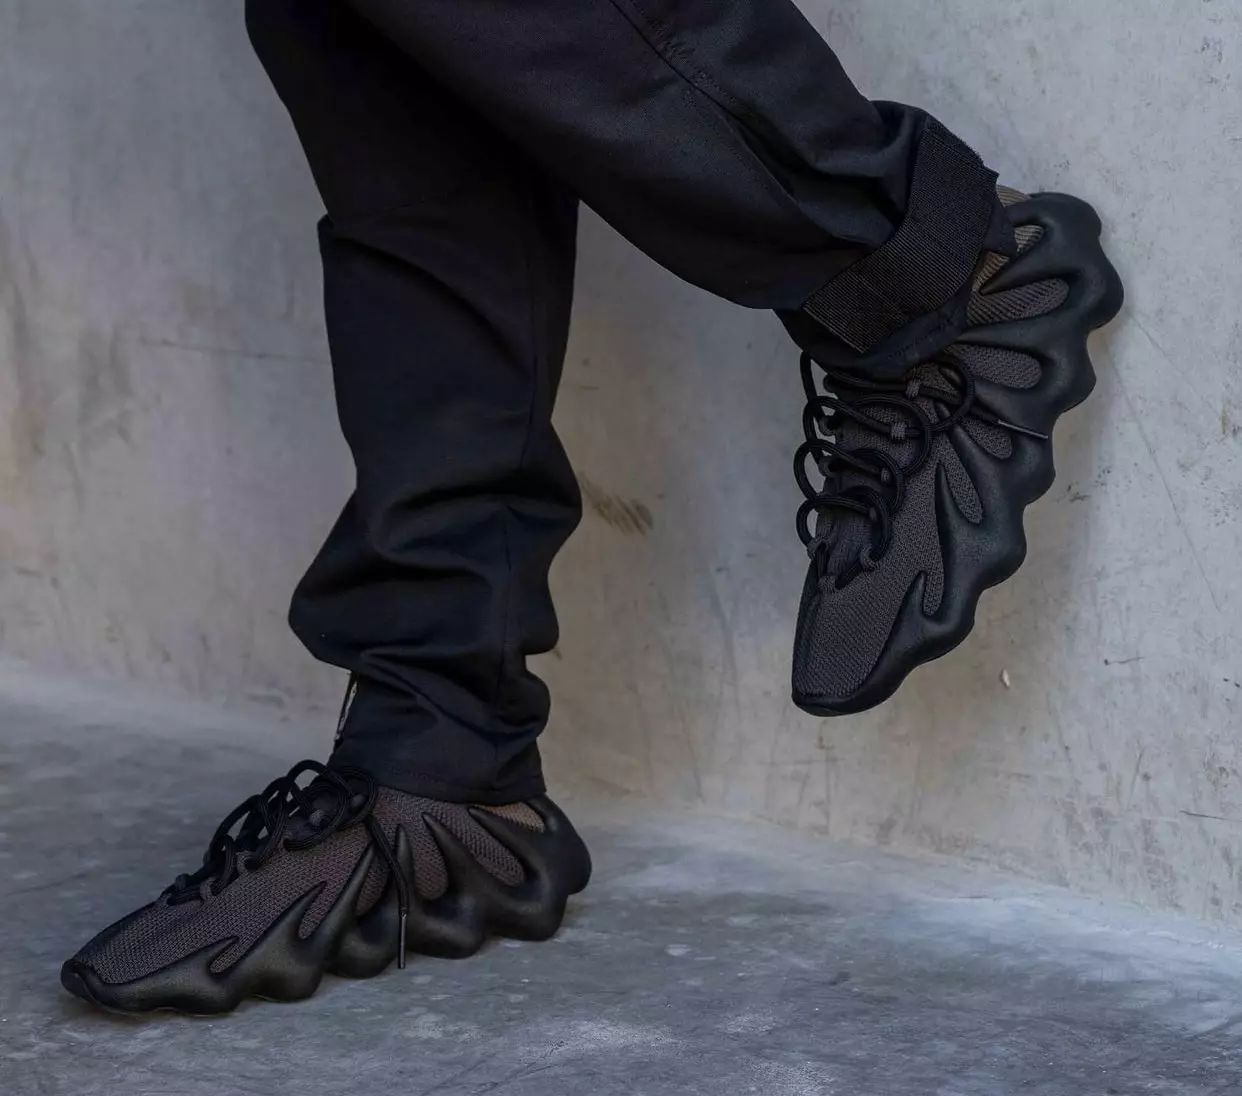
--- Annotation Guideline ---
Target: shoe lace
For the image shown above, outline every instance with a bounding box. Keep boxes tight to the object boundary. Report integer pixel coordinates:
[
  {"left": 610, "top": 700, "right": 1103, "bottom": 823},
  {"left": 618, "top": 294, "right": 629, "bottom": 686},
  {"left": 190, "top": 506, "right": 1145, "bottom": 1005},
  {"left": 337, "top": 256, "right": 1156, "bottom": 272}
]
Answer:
[
  {"left": 793, "top": 351, "right": 1048, "bottom": 589},
  {"left": 164, "top": 759, "right": 414, "bottom": 968}
]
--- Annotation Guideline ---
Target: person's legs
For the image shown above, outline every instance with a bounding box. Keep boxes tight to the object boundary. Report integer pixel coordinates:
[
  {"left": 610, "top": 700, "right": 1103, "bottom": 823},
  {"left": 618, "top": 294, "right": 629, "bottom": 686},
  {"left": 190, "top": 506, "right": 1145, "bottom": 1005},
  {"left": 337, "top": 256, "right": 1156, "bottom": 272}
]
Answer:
[{"left": 252, "top": 0, "right": 583, "bottom": 804}]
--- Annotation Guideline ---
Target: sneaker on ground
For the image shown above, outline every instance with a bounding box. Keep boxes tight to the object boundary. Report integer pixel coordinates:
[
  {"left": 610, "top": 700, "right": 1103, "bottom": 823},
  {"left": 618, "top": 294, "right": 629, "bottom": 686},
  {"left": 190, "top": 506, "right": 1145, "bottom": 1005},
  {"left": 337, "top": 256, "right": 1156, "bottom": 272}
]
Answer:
[{"left": 61, "top": 760, "right": 591, "bottom": 1015}]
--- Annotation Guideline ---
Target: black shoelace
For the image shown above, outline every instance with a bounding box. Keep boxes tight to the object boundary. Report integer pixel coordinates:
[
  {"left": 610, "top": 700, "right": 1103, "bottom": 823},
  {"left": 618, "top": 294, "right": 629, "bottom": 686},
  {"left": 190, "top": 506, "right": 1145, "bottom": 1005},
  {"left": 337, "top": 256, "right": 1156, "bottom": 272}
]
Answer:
[
  {"left": 164, "top": 760, "right": 413, "bottom": 968},
  {"left": 793, "top": 351, "right": 1047, "bottom": 589}
]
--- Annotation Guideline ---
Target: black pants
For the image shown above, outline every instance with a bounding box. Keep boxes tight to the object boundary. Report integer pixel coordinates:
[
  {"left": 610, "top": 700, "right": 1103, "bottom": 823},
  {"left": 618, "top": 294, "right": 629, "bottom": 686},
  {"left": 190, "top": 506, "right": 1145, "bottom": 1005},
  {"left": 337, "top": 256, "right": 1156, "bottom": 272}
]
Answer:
[{"left": 245, "top": 0, "right": 1001, "bottom": 803}]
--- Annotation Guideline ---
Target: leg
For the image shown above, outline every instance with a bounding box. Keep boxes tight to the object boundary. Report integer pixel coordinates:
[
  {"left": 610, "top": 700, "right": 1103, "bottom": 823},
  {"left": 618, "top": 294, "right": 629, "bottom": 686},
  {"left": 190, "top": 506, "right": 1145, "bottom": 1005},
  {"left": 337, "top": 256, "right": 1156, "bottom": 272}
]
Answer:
[
  {"left": 250, "top": 0, "right": 582, "bottom": 804},
  {"left": 344, "top": 0, "right": 1009, "bottom": 373},
  {"left": 61, "top": 0, "right": 592, "bottom": 1015},
  {"left": 344, "top": 1, "right": 1123, "bottom": 710}
]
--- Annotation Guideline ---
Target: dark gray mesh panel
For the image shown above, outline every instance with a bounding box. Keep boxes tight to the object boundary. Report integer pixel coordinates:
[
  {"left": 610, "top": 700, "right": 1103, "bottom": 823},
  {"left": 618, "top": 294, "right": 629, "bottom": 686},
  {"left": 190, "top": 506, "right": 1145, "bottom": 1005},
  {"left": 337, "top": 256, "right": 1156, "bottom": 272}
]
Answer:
[
  {"left": 76, "top": 824, "right": 371, "bottom": 982},
  {"left": 77, "top": 790, "right": 545, "bottom": 984},
  {"left": 76, "top": 901, "right": 201, "bottom": 984},
  {"left": 967, "top": 279, "right": 1069, "bottom": 327},
  {"left": 973, "top": 222, "right": 1041, "bottom": 289},
  {"left": 972, "top": 249, "right": 1010, "bottom": 288},
  {"left": 962, "top": 418, "right": 1014, "bottom": 460},
  {"left": 952, "top": 218, "right": 1049, "bottom": 391},
  {"left": 795, "top": 459, "right": 947, "bottom": 700},
  {"left": 359, "top": 790, "right": 543, "bottom": 907},
  {"left": 948, "top": 344, "right": 1041, "bottom": 389},
  {"left": 356, "top": 851, "right": 389, "bottom": 916},
  {"left": 481, "top": 802, "right": 543, "bottom": 829},
  {"left": 996, "top": 184, "right": 1030, "bottom": 208},
  {"left": 938, "top": 438, "right": 982, "bottom": 523}
]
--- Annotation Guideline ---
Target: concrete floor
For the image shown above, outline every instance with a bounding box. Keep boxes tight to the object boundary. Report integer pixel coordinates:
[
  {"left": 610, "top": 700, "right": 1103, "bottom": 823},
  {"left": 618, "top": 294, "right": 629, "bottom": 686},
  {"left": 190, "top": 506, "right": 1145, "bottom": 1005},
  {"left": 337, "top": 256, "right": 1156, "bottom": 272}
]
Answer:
[{"left": 3, "top": 683, "right": 1242, "bottom": 1096}]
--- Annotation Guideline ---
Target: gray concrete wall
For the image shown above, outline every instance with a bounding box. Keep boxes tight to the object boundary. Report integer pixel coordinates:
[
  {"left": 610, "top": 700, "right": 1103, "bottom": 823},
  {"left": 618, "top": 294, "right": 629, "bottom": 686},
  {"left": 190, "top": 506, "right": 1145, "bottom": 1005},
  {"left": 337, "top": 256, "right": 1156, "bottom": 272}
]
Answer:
[{"left": 1, "top": 2, "right": 1239, "bottom": 922}]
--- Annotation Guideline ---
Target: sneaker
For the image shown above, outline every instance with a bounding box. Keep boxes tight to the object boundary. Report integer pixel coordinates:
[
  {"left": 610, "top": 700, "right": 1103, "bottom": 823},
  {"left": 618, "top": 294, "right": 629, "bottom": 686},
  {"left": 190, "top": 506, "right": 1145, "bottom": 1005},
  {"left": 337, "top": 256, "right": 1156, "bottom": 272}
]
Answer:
[
  {"left": 791, "top": 188, "right": 1123, "bottom": 715},
  {"left": 60, "top": 761, "right": 591, "bottom": 1015}
]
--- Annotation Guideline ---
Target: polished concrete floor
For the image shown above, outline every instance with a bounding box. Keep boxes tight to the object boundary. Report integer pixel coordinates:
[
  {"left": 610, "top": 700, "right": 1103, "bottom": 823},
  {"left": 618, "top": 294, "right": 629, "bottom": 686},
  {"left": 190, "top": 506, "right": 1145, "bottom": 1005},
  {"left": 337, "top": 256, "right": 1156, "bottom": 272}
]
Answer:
[{"left": 2, "top": 686, "right": 1241, "bottom": 1096}]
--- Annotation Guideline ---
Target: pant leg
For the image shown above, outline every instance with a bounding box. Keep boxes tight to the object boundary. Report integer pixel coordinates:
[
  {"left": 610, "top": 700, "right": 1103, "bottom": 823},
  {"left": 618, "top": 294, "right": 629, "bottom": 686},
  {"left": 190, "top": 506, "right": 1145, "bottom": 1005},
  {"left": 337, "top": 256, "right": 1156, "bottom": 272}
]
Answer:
[
  {"left": 344, "top": 0, "right": 1007, "bottom": 374},
  {"left": 246, "top": 0, "right": 579, "bottom": 802}
]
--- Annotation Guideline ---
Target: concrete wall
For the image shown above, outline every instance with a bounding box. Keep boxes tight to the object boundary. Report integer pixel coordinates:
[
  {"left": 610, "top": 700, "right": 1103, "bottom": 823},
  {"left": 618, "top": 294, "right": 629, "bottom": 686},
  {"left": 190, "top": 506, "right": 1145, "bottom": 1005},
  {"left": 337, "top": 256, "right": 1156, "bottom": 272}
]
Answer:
[{"left": 1, "top": 1, "right": 1239, "bottom": 922}]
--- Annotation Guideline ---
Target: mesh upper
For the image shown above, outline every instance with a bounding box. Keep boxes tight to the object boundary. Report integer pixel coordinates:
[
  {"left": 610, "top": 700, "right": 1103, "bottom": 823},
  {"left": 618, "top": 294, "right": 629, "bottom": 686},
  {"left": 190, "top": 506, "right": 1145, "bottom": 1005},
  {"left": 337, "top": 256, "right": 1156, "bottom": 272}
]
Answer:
[
  {"left": 75, "top": 790, "right": 543, "bottom": 984},
  {"left": 966, "top": 279, "right": 1068, "bottom": 327},
  {"left": 947, "top": 344, "right": 1041, "bottom": 390},
  {"left": 795, "top": 188, "right": 1071, "bottom": 700}
]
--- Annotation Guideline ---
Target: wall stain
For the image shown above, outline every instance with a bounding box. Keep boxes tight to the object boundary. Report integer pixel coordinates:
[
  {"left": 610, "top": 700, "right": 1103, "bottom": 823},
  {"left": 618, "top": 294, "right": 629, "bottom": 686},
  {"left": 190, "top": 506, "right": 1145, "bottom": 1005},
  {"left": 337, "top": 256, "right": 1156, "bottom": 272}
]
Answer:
[
  {"left": 180, "top": 279, "right": 221, "bottom": 326},
  {"left": 77, "top": 325, "right": 134, "bottom": 450},
  {"left": 1222, "top": 404, "right": 1240, "bottom": 441},
  {"left": 579, "top": 474, "right": 654, "bottom": 536},
  {"left": 0, "top": 216, "right": 134, "bottom": 499},
  {"left": 0, "top": 212, "right": 48, "bottom": 484}
]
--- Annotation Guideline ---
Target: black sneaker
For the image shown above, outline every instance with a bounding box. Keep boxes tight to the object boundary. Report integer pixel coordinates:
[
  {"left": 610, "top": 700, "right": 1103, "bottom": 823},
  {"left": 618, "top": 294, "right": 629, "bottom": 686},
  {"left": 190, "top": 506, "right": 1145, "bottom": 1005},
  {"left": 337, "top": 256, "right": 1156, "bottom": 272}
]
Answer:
[
  {"left": 60, "top": 761, "right": 591, "bottom": 1015},
  {"left": 792, "top": 188, "right": 1123, "bottom": 715}
]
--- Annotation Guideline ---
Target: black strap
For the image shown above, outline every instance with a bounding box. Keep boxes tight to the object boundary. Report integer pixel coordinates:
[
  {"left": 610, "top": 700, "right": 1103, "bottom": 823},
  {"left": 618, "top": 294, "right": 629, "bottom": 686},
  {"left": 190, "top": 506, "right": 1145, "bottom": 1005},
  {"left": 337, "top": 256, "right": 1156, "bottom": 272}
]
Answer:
[{"left": 802, "top": 119, "right": 998, "bottom": 354}]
